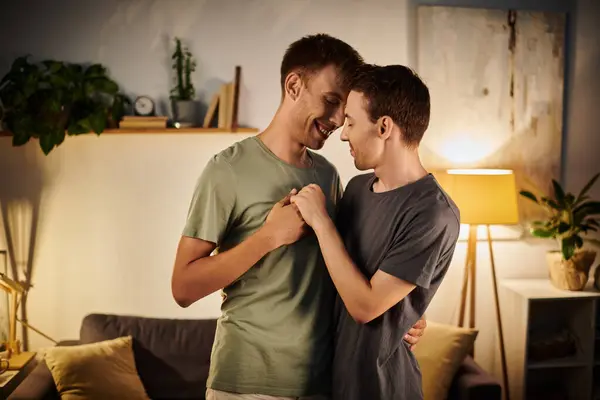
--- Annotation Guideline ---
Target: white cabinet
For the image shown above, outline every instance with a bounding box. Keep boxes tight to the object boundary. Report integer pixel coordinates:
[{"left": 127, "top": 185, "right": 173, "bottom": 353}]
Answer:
[{"left": 500, "top": 279, "right": 600, "bottom": 400}]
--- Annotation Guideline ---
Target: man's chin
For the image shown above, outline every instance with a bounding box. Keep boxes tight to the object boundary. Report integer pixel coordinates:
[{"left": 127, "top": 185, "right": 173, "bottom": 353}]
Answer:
[
  {"left": 353, "top": 160, "right": 369, "bottom": 171},
  {"left": 306, "top": 137, "right": 327, "bottom": 150}
]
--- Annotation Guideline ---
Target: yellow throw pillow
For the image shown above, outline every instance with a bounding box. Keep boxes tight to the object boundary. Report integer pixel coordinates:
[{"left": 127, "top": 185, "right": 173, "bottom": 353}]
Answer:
[
  {"left": 44, "top": 335, "right": 150, "bottom": 400},
  {"left": 413, "top": 321, "right": 478, "bottom": 400}
]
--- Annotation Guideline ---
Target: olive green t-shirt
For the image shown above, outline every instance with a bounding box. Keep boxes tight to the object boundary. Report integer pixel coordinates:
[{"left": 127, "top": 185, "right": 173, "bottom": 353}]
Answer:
[{"left": 182, "top": 136, "right": 342, "bottom": 397}]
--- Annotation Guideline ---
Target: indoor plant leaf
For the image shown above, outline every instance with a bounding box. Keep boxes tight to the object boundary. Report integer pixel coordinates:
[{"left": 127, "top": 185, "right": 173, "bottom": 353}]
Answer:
[
  {"left": 552, "top": 179, "right": 566, "bottom": 207},
  {"left": 574, "top": 201, "right": 600, "bottom": 219},
  {"left": 531, "top": 227, "right": 556, "bottom": 238},
  {"left": 12, "top": 130, "right": 31, "bottom": 146},
  {"left": 579, "top": 223, "right": 597, "bottom": 233},
  {"left": 564, "top": 193, "right": 575, "bottom": 208},
  {"left": 88, "top": 110, "right": 106, "bottom": 134},
  {"left": 541, "top": 197, "right": 560, "bottom": 210},
  {"left": 84, "top": 64, "right": 107, "bottom": 79},
  {"left": 561, "top": 236, "right": 576, "bottom": 260},
  {"left": 557, "top": 222, "right": 570, "bottom": 234},
  {"left": 573, "top": 234, "right": 584, "bottom": 249},
  {"left": 587, "top": 219, "right": 599, "bottom": 228},
  {"left": 520, "top": 191, "right": 539, "bottom": 204},
  {"left": 67, "top": 121, "right": 89, "bottom": 135},
  {"left": 39, "top": 133, "right": 55, "bottom": 155},
  {"left": 576, "top": 172, "right": 600, "bottom": 204},
  {"left": 88, "top": 77, "right": 118, "bottom": 95}
]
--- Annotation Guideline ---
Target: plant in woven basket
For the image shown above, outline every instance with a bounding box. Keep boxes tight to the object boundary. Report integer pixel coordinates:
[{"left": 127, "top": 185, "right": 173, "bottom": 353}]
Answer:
[
  {"left": 0, "top": 56, "right": 128, "bottom": 155},
  {"left": 520, "top": 173, "right": 600, "bottom": 290}
]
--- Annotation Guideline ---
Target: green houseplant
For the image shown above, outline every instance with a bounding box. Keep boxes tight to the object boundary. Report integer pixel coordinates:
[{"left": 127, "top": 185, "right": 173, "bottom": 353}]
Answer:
[
  {"left": 520, "top": 173, "right": 600, "bottom": 290},
  {"left": 169, "top": 37, "right": 198, "bottom": 127},
  {"left": 0, "top": 56, "right": 129, "bottom": 155}
]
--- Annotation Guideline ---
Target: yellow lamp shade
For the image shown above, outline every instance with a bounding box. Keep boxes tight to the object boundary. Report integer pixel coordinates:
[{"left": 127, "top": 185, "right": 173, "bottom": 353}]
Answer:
[{"left": 435, "top": 169, "right": 520, "bottom": 225}]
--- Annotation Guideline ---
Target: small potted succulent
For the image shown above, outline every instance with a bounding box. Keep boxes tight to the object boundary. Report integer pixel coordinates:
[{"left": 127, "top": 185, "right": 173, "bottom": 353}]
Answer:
[{"left": 520, "top": 173, "right": 600, "bottom": 291}]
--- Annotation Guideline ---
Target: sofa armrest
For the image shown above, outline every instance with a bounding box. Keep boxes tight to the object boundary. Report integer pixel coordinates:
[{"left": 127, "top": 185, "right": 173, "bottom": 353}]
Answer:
[
  {"left": 8, "top": 340, "right": 80, "bottom": 400},
  {"left": 448, "top": 356, "right": 502, "bottom": 400}
]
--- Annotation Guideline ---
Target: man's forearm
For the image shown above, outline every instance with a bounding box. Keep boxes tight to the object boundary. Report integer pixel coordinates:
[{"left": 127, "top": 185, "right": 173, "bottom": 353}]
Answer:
[
  {"left": 176, "top": 228, "right": 277, "bottom": 307},
  {"left": 313, "top": 218, "right": 376, "bottom": 323}
]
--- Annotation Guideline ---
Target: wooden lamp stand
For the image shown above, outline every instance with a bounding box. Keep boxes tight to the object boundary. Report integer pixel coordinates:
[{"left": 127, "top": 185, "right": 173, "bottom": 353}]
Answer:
[{"left": 457, "top": 224, "right": 510, "bottom": 400}]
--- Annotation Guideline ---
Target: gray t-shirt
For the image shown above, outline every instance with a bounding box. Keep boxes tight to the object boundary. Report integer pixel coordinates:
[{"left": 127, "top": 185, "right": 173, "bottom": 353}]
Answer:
[{"left": 332, "top": 173, "right": 460, "bottom": 400}]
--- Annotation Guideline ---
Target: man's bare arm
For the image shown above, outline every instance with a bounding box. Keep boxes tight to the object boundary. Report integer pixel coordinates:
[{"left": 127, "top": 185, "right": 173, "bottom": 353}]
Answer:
[
  {"left": 290, "top": 184, "right": 419, "bottom": 324},
  {"left": 313, "top": 218, "right": 416, "bottom": 324},
  {"left": 171, "top": 230, "right": 277, "bottom": 307},
  {"left": 172, "top": 190, "right": 306, "bottom": 307}
]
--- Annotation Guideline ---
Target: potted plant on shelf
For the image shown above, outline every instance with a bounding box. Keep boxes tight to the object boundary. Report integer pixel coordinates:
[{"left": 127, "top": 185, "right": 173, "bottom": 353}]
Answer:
[
  {"left": 0, "top": 56, "right": 128, "bottom": 155},
  {"left": 170, "top": 37, "right": 198, "bottom": 127},
  {"left": 520, "top": 173, "right": 600, "bottom": 291}
]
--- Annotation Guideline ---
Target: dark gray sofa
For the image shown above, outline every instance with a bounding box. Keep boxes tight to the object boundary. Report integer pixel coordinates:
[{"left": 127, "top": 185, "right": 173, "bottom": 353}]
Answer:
[{"left": 9, "top": 313, "right": 501, "bottom": 400}]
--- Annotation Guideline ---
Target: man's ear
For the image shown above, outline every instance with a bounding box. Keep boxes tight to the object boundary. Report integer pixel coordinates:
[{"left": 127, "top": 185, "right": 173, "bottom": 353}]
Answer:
[
  {"left": 378, "top": 116, "right": 394, "bottom": 140},
  {"left": 284, "top": 72, "right": 303, "bottom": 101}
]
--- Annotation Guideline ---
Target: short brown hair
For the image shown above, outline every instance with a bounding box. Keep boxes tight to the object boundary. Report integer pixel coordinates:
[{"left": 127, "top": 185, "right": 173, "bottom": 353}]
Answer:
[
  {"left": 280, "top": 34, "right": 364, "bottom": 92},
  {"left": 351, "top": 64, "right": 430, "bottom": 147}
]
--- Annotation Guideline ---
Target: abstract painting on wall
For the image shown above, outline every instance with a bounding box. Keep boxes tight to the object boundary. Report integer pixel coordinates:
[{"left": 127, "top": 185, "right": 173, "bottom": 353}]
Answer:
[{"left": 416, "top": 5, "right": 566, "bottom": 222}]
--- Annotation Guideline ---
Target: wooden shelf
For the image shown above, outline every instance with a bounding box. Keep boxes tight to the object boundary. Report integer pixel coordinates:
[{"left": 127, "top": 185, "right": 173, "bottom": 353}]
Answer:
[
  {"left": 104, "top": 127, "right": 259, "bottom": 134},
  {"left": 0, "top": 127, "right": 259, "bottom": 137}
]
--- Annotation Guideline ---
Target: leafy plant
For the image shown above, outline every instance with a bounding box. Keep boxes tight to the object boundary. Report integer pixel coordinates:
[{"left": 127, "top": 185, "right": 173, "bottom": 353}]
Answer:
[
  {"left": 169, "top": 37, "right": 196, "bottom": 101},
  {"left": 0, "top": 56, "right": 129, "bottom": 155},
  {"left": 520, "top": 173, "right": 600, "bottom": 260}
]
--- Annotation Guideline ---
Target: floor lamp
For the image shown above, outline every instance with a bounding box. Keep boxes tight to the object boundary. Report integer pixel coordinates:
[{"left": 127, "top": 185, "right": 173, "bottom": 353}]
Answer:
[{"left": 436, "top": 169, "right": 519, "bottom": 400}]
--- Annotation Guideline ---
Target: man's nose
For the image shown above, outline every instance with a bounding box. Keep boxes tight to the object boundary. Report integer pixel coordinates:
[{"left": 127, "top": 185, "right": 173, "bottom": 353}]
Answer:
[
  {"left": 331, "top": 106, "right": 345, "bottom": 128},
  {"left": 340, "top": 125, "right": 349, "bottom": 141}
]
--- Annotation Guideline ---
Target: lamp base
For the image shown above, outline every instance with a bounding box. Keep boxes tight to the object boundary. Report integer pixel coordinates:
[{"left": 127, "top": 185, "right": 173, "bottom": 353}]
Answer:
[{"left": 8, "top": 351, "right": 35, "bottom": 370}]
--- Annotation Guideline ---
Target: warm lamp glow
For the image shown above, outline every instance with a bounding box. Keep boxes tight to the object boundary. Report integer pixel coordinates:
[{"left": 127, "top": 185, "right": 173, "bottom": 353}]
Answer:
[
  {"left": 436, "top": 169, "right": 520, "bottom": 225},
  {"left": 448, "top": 169, "right": 513, "bottom": 175},
  {"left": 437, "top": 134, "right": 499, "bottom": 164}
]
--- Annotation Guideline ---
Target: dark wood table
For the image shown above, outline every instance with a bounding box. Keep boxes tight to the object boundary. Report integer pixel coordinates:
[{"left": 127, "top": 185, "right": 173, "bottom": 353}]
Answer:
[{"left": 0, "top": 353, "right": 37, "bottom": 398}]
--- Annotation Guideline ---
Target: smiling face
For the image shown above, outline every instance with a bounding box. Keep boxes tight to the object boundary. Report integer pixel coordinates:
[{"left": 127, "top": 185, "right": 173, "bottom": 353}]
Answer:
[
  {"left": 340, "top": 90, "right": 382, "bottom": 170},
  {"left": 287, "top": 65, "right": 347, "bottom": 150}
]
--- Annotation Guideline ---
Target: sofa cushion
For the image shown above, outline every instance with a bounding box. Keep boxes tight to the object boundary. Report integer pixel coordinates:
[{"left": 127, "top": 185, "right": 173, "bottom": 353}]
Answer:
[
  {"left": 80, "top": 313, "right": 217, "bottom": 399},
  {"left": 413, "top": 321, "right": 478, "bottom": 400},
  {"left": 44, "top": 336, "right": 149, "bottom": 400}
]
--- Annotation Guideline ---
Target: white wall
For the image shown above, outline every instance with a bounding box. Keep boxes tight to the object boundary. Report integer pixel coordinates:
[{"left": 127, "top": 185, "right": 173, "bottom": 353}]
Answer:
[
  {"left": 0, "top": 0, "right": 599, "bottom": 384},
  {"left": 0, "top": 0, "right": 410, "bottom": 345}
]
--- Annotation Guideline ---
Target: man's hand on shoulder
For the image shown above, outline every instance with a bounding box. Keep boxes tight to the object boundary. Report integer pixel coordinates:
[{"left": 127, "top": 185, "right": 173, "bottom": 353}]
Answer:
[
  {"left": 262, "top": 189, "right": 309, "bottom": 248},
  {"left": 404, "top": 317, "right": 427, "bottom": 351}
]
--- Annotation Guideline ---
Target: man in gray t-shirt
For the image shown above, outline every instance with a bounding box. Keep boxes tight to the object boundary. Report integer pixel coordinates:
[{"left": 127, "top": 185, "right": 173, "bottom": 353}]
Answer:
[{"left": 291, "top": 65, "right": 460, "bottom": 399}]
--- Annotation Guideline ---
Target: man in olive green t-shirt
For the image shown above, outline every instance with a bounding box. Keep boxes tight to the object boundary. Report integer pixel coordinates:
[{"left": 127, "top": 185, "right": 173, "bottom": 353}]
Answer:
[
  {"left": 171, "top": 34, "right": 425, "bottom": 400},
  {"left": 180, "top": 135, "right": 342, "bottom": 397}
]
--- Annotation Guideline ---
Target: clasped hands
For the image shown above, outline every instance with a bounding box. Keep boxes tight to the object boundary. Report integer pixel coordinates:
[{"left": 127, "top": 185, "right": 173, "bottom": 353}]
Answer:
[
  {"left": 264, "top": 184, "right": 329, "bottom": 247},
  {"left": 263, "top": 184, "right": 427, "bottom": 349}
]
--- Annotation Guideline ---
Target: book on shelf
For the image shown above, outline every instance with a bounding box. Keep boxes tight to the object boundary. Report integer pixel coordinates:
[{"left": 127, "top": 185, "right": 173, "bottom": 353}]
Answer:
[
  {"left": 119, "top": 116, "right": 168, "bottom": 129},
  {"left": 203, "top": 65, "right": 241, "bottom": 129}
]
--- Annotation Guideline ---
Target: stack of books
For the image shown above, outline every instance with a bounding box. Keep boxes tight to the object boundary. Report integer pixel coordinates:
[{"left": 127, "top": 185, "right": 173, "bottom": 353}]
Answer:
[{"left": 203, "top": 66, "right": 241, "bottom": 130}]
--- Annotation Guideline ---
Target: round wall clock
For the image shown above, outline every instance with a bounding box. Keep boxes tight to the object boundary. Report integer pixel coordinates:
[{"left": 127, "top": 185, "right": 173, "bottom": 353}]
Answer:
[{"left": 133, "top": 96, "right": 155, "bottom": 116}]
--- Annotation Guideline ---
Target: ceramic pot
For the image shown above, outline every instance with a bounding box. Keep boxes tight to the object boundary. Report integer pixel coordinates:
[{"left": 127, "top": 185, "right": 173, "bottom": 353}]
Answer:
[
  {"left": 546, "top": 250, "right": 597, "bottom": 291},
  {"left": 173, "top": 100, "right": 199, "bottom": 127}
]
